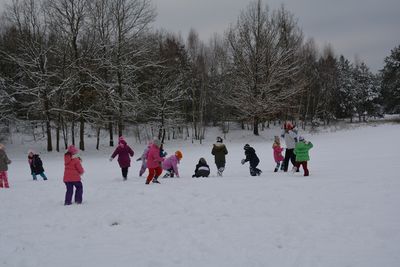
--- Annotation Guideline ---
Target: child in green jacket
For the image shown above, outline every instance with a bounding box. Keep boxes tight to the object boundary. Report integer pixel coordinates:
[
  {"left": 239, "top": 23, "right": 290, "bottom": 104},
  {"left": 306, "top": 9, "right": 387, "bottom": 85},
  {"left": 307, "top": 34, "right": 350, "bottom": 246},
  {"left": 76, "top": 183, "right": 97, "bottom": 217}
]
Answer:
[{"left": 293, "top": 136, "right": 313, "bottom": 176}]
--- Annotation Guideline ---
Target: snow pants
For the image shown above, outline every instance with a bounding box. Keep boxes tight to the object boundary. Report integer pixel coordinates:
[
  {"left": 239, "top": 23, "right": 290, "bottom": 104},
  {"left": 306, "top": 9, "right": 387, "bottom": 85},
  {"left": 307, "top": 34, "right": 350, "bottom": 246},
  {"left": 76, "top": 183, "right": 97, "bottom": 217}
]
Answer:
[
  {"left": 32, "top": 172, "right": 48, "bottom": 180},
  {"left": 64, "top": 181, "right": 83, "bottom": 205},
  {"left": 0, "top": 171, "right": 9, "bottom": 188},
  {"left": 295, "top": 161, "right": 309, "bottom": 176},
  {"left": 146, "top": 166, "right": 162, "bottom": 184},
  {"left": 121, "top": 167, "right": 128, "bottom": 179}
]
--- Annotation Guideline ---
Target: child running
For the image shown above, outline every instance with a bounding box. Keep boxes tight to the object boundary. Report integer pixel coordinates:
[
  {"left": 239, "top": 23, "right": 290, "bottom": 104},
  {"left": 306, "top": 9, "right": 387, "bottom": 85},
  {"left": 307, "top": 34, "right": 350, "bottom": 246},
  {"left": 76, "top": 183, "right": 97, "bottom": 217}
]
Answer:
[
  {"left": 241, "top": 144, "right": 262, "bottom": 176},
  {"left": 110, "top": 136, "right": 134, "bottom": 180},
  {"left": 137, "top": 142, "right": 151, "bottom": 177},
  {"left": 145, "top": 139, "right": 164, "bottom": 184}
]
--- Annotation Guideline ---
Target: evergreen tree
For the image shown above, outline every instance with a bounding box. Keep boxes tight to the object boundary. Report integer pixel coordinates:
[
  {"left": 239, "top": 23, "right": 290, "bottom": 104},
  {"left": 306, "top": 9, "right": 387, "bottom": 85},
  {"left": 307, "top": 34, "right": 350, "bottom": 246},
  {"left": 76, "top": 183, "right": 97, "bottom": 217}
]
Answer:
[
  {"left": 381, "top": 45, "right": 400, "bottom": 113},
  {"left": 337, "top": 55, "right": 356, "bottom": 121},
  {"left": 353, "top": 62, "right": 380, "bottom": 121}
]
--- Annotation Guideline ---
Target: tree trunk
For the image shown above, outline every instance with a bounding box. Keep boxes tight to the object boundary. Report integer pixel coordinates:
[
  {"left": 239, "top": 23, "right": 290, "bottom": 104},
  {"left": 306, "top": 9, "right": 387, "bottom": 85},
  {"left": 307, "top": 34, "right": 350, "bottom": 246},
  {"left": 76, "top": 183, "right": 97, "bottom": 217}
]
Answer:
[
  {"left": 253, "top": 116, "right": 259, "bottom": 136},
  {"left": 56, "top": 114, "right": 60, "bottom": 152},
  {"left": 62, "top": 118, "right": 68, "bottom": 149},
  {"left": 46, "top": 120, "right": 52, "bottom": 152},
  {"left": 71, "top": 119, "right": 75, "bottom": 145},
  {"left": 109, "top": 121, "right": 114, "bottom": 146},
  {"left": 79, "top": 116, "right": 85, "bottom": 151},
  {"left": 96, "top": 127, "right": 101, "bottom": 150}
]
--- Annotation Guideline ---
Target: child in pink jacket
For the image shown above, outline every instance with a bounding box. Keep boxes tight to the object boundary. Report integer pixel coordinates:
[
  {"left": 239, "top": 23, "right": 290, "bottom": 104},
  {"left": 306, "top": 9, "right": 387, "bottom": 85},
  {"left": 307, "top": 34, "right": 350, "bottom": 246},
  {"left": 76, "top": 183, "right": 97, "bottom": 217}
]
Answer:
[
  {"left": 145, "top": 140, "right": 164, "bottom": 184},
  {"left": 162, "top": 151, "right": 183, "bottom": 178},
  {"left": 63, "top": 145, "right": 84, "bottom": 205},
  {"left": 0, "top": 143, "right": 11, "bottom": 188},
  {"left": 272, "top": 136, "right": 284, "bottom": 172}
]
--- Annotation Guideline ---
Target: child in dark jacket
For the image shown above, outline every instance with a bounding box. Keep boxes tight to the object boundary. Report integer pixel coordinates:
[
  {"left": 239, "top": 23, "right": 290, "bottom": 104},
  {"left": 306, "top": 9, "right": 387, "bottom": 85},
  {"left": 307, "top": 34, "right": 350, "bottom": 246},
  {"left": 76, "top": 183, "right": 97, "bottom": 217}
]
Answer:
[
  {"left": 241, "top": 144, "right": 262, "bottom": 176},
  {"left": 110, "top": 136, "right": 134, "bottom": 180},
  {"left": 211, "top": 137, "right": 228, "bottom": 176},
  {"left": 192, "top": 158, "right": 210, "bottom": 178},
  {"left": 28, "top": 150, "right": 48, "bottom": 181}
]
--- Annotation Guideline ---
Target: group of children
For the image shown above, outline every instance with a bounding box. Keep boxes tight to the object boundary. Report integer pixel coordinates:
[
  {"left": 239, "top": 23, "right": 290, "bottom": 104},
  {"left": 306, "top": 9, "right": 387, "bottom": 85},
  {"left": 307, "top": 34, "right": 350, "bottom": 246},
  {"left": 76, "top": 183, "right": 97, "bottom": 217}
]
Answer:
[{"left": 0, "top": 122, "right": 313, "bottom": 206}]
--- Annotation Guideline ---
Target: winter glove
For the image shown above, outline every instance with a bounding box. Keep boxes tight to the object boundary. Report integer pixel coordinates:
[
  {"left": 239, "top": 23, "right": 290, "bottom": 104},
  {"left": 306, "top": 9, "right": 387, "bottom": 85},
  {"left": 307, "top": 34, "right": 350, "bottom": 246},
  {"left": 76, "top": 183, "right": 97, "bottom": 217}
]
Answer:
[{"left": 241, "top": 159, "right": 246, "bottom": 165}]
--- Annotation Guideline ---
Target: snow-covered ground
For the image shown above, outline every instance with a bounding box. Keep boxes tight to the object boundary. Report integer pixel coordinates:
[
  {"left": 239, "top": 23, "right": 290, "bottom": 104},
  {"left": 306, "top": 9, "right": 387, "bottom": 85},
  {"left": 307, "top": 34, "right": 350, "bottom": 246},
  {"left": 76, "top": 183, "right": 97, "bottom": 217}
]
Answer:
[{"left": 1, "top": 123, "right": 400, "bottom": 267}]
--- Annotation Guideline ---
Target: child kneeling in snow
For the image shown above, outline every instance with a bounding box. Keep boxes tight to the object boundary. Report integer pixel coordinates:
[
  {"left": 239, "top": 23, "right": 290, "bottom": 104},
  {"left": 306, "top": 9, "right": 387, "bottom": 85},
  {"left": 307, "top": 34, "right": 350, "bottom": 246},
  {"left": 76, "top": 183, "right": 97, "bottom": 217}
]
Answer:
[
  {"left": 28, "top": 150, "right": 48, "bottom": 180},
  {"left": 162, "top": 151, "right": 183, "bottom": 178},
  {"left": 192, "top": 158, "right": 210, "bottom": 178},
  {"left": 241, "top": 144, "right": 262, "bottom": 176},
  {"left": 293, "top": 136, "right": 313, "bottom": 176},
  {"left": 63, "top": 145, "right": 84, "bottom": 205}
]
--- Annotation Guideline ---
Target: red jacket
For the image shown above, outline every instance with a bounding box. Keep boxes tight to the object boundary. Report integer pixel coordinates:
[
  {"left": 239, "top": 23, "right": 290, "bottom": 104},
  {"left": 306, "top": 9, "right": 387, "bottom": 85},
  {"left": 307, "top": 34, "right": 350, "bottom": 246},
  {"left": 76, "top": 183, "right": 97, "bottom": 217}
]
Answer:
[
  {"left": 63, "top": 153, "right": 84, "bottom": 182},
  {"left": 146, "top": 144, "right": 164, "bottom": 169}
]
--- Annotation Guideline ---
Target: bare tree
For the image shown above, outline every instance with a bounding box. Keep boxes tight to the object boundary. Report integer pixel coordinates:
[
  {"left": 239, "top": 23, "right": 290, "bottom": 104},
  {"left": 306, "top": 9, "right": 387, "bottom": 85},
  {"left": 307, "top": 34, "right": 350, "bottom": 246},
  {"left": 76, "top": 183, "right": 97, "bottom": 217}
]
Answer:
[
  {"left": 2, "top": 0, "right": 57, "bottom": 151},
  {"left": 226, "top": 0, "right": 303, "bottom": 135},
  {"left": 109, "top": 0, "right": 156, "bottom": 137}
]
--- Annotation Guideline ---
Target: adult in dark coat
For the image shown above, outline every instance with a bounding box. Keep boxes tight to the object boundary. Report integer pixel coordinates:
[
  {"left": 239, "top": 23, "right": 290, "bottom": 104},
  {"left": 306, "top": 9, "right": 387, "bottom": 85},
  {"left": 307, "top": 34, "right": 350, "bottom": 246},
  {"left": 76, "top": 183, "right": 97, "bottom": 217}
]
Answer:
[
  {"left": 241, "top": 144, "right": 262, "bottom": 176},
  {"left": 192, "top": 158, "right": 211, "bottom": 178},
  {"left": 110, "top": 136, "right": 134, "bottom": 180},
  {"left": 211, "top": 137, "right": 228, "bottom": 176}
]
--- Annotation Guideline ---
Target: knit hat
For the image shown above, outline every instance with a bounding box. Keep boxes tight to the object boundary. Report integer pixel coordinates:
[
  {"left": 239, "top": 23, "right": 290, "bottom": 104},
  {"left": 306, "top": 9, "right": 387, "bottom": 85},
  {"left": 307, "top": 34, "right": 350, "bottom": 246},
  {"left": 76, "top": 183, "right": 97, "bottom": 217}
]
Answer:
[
  {"left": 285, "top": 122, "right": 293, "bottom": 130},
  {"left": 175, "top": 150, "right": 183, "bottom": 160},
  {"left": 216, "top": 137, "right": 223, "bottom": 143},
  {"left": 199, "top": 157, "right": 206, "bottom": 164},
  {"left": 153, "top": 139, "right": 161, "bottom": 147},
  {"left": 67, "top": 145, "right": 79, "bottom": 155},
  {"left": 118, "top": 136, "right": 127, "bottom": 144},
  {"left": 244, "top": 144, "right": 250, "bottom": 149},
  {"left": 298, "top": 136, "right": 305, "bottom": 141}
]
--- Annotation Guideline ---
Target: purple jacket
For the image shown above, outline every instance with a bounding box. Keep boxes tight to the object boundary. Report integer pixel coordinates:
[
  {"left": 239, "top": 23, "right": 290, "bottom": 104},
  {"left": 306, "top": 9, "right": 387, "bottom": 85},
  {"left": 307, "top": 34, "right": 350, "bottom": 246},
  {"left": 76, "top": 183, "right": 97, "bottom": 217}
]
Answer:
[
  {"left": 111, "top": 141, "right": 134, "bottom": 168},
  {"left": 162, "top": 155, "right": 180, "bottom": 177}
]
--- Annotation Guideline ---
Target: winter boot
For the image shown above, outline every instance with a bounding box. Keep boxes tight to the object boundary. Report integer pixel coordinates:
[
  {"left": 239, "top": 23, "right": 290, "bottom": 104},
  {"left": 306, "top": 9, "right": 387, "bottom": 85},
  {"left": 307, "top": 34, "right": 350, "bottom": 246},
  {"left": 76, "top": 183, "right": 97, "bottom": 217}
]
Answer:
[
  {"left": 152, "top": 176, "right": 160, "bottom": 184},
  {"left": 274, "top": 162, "right": 280, "bottom": 172}
]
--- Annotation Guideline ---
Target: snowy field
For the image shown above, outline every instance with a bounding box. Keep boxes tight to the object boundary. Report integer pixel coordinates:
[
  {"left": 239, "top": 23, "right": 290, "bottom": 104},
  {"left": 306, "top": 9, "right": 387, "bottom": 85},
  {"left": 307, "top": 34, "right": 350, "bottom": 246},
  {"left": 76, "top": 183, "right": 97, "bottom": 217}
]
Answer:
[{"left": 1, "top": 123, "right": 400, "bottom": 267}]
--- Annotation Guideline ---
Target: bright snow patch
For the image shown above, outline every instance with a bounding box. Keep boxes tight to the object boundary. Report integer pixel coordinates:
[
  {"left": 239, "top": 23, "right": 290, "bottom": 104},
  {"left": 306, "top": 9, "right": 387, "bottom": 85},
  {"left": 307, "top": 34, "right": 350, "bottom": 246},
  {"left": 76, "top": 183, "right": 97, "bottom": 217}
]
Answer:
[{"left": 1, "top": 124, "right": 400, "bottom": 267}]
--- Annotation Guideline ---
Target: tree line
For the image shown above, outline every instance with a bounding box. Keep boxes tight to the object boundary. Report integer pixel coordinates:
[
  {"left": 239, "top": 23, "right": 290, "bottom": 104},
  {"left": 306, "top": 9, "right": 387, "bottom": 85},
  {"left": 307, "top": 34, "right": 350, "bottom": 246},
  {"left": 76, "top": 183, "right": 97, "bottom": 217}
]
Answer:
[{"left": 0, "top": 0, "right": 399, "bottom": 151}]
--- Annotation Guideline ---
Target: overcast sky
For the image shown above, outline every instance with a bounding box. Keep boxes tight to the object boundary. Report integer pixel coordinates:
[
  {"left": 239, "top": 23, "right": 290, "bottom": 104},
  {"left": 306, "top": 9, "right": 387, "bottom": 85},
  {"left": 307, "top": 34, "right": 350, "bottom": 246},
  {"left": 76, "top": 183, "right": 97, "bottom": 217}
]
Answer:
[
  {"left": 1, "top": 0, "right": 399, "bottom": 72},
  {"left": 152, "top": 0, "right": 400, "bottom": 72}
]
